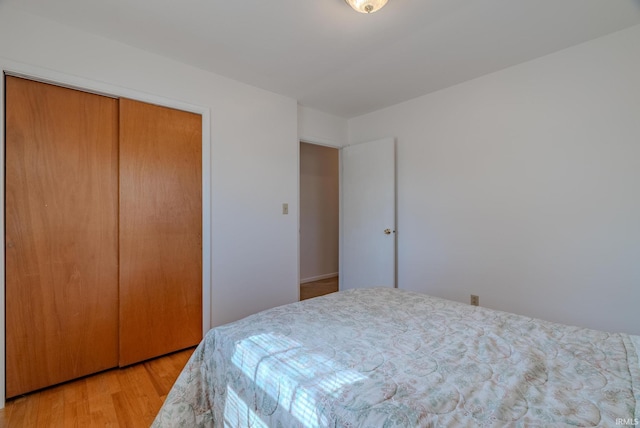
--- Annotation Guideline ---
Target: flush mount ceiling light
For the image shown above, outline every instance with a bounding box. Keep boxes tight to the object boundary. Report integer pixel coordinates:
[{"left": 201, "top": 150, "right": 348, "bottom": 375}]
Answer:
[{"left": 345, "top": 0, "right": 388, "bottom": 14}]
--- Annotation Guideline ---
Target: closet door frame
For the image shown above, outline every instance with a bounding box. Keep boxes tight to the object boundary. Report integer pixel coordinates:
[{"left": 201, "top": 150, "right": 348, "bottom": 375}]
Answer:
[{"left": 0, "top": 60, "right": 212, "bottom": 407}]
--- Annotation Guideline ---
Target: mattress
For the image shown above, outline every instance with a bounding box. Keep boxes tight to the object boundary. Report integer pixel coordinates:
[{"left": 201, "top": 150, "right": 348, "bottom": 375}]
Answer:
[{"left": 153, "top": 288, "right": 640, "bottom": 427}]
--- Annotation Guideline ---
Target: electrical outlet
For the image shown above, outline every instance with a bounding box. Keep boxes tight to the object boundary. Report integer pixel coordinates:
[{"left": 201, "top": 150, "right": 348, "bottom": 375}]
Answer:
[{"left": 470, "top": 294, "right": 479, "bottom": 306}]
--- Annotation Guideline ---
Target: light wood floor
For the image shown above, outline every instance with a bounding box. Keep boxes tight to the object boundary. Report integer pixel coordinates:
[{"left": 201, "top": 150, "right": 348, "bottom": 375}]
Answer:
[
  {"left": 0, "top": 347, "right": 194, "bottom": 428},
  {"left": 300, "top": 276, "right": 339, "bottom": 300}
]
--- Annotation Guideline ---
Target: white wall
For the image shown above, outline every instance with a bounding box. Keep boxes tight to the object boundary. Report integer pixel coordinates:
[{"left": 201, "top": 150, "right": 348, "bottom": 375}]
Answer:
[
  {"left": 0, "top": 5, "right": 300, "bottom": 403},
  {"left": 298, "top": 105, "right": 348, "bottom": 147},
  {"left": 349, "top": 24, "right": 640, "bottom": 335},
  {"left": 300, "top": 143, "right": 339, "bottom": 282}
]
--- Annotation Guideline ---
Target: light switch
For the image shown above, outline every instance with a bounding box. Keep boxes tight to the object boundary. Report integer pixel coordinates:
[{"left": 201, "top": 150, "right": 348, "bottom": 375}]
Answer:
[{"left": 282, "top": 203, "right": 289, "bottom": 215}]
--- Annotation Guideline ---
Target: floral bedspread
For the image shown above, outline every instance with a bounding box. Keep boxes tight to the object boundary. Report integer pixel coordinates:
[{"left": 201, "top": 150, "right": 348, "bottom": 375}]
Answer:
[{"left": 153, "top": 288, "right": 640, "bottom": 427}]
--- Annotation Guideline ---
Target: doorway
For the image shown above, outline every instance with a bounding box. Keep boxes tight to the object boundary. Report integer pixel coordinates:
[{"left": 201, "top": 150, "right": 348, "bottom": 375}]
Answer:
[{"left": 299, "top": 142, "right": 339, "bottom": 300}]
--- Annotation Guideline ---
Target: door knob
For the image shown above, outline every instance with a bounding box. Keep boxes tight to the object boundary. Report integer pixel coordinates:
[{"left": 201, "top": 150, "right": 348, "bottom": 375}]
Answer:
[{"left": 384, "top": 229, "right": 395, "bottom": 235}]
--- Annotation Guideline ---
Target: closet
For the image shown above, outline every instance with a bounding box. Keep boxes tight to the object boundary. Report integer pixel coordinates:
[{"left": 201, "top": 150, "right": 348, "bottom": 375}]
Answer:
[{"left": 4, "top": 76, "right": 202, "bottom": 398}]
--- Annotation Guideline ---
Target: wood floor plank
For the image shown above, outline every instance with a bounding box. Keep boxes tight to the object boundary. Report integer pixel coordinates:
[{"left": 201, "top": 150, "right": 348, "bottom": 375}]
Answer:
[
  {"left": 36, "top": 389, "right": 64, "bottom": 427},
  {"left": 85, "top": 371, "right": 120, "bottom": 427},
  {"left": 123, "top": 364, "right": 165, "bottom": 424},
  {"left": 113, "top": 365, "right": 163, "bottom": 426},
  {"left": 144, "top": 346, "right": 192, "bottom": 398},
  {"left": 144, "top": 361, "right": 173, "bottom": 398},
  {"left": 300, "top": 276, "right": 339, "bottom": 300},
  {"left": 0, "top": 348, "right": 194, "bottom": 428}
]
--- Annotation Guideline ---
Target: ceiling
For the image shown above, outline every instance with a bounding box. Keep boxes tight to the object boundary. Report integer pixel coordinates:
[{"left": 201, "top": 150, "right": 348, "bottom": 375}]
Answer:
[{"left": 6, "top": 0, "right": 640, "bottom": 118}]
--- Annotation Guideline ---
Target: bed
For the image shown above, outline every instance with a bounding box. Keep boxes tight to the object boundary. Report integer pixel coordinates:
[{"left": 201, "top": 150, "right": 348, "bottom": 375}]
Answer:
[{"left": 153, "top": 288, "right": 640, "bottom": 427}]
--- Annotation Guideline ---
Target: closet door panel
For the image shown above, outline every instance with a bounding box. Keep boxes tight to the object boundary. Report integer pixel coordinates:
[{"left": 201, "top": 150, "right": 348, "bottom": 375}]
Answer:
[
  {"left": 5, "top": 76, "right": 119, "bottom": 397},
  {"left": 119, "top": 98, "right": 202, "bottom": 366}
]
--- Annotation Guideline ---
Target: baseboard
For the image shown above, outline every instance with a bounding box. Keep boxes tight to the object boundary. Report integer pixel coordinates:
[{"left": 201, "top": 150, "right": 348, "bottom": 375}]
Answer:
[{"left": 300, "top": 273, "right": 339, "bottom": 284}]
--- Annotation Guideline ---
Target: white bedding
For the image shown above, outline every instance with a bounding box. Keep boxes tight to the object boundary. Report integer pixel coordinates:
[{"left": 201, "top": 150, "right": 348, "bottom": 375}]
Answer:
[{"left": 154, "top": 288, "right": 640, "bottom": 427}]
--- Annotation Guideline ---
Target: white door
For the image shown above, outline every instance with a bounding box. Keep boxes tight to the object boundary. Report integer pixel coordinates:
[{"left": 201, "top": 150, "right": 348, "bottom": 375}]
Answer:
[{"left": 341, "top": 138, "right": 396, "bottom": 290}]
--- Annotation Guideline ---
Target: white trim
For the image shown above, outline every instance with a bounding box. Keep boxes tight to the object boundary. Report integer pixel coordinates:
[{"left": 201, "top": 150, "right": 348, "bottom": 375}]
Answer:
[
  {"left": 300, "top": 273, "right": 339, "bottom": 284},
  {"left": 299, "top": 137, "right": 343, "bottom": 149},
  {"left": 338, "top": 149, "right": 343, "bottom": 292},
  {"left": 0, "top": 59, "right": 213, "bottom": 407},
  {"left": 296, "top": 140, "right": 301, "bottom": 302},
  {"left": 4, "top": 70, "right": 118, "bottom": 99}
]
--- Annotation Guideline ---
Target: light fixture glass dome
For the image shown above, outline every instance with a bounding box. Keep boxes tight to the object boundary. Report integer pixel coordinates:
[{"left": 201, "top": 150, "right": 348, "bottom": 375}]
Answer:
[{"left": 345, "top": 0, "right": 388, "bottom": 14}]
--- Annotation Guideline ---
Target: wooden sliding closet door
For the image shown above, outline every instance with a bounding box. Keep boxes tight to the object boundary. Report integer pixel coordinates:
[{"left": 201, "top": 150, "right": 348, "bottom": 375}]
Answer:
[
  {"left": 5, "top": 77, "right": 119, "bottom": 397},
  {"left": 118, "top": 98, "right": 202, "bottom": 366}
]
